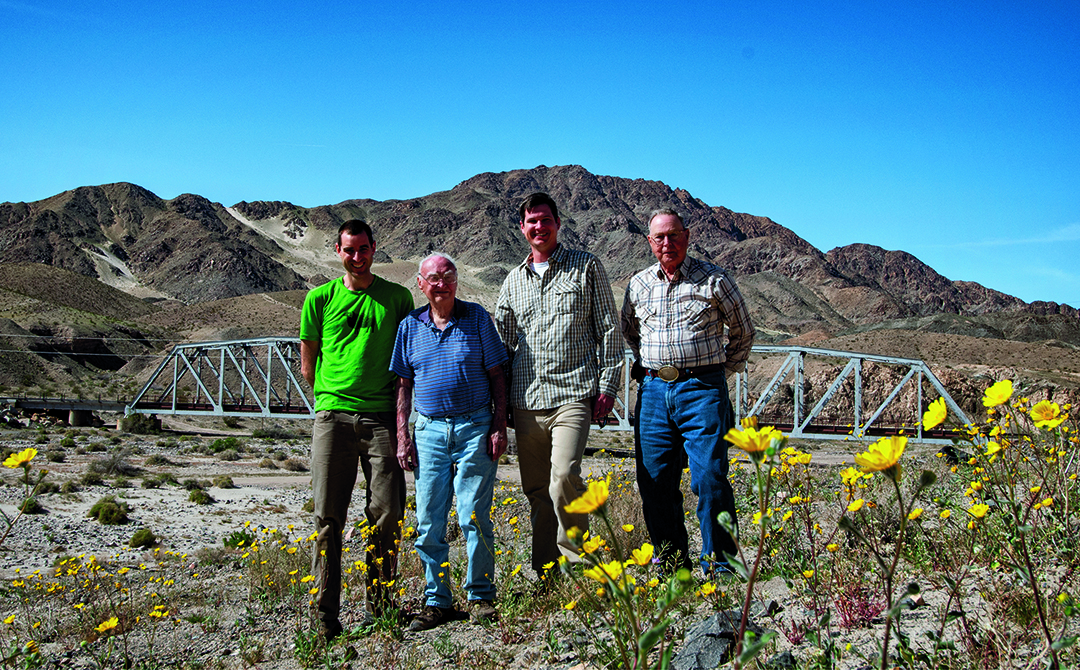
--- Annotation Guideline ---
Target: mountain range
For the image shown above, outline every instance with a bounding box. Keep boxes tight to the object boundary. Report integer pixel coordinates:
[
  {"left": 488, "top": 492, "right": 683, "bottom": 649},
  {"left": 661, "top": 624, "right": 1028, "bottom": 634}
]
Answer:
[{"left": 0, "top": 165, "right": 1077, "bottom": 401}]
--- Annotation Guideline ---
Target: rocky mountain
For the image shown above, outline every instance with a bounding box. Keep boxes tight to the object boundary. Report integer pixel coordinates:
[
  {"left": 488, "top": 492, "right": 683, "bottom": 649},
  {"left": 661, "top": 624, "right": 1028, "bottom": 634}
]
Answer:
[{"left": 1, "top": 165, "right": 1076, "bottom": 348}]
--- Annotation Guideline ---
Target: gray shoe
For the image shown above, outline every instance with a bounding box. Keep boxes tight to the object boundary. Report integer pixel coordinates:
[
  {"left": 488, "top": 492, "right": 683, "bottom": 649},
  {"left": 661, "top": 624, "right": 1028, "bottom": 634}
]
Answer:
[
  {"left": 469, "top": 599, "right": 499, "bottom": 624},
  {"left": 407, "top": 605, "right": 453, "bottom": 632}
]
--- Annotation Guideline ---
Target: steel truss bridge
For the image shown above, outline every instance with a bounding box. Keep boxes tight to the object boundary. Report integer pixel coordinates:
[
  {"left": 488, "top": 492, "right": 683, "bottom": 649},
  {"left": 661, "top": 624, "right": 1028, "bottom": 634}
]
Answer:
[{"left": 124, "top": 338, "right": 971, "bottom": 444}]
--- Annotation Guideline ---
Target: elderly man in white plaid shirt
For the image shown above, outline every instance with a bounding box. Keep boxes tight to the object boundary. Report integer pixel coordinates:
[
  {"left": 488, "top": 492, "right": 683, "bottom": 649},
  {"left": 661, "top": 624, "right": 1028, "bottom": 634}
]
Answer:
[
  {"left": 495, "top": 192, "right": 624, "bottom": 576},
  {"left": 621, "top": 207, "right": 755, "bottom": 575}
]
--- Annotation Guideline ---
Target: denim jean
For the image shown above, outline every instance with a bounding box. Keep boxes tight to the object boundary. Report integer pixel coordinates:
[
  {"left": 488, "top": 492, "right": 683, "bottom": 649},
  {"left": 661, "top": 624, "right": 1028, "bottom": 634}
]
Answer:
[
  {"left": 413, "top": 409, "right": 498, "bottom": 607},
  {"left": 634, "top": 370, "right": 738, "bottom": 574}
]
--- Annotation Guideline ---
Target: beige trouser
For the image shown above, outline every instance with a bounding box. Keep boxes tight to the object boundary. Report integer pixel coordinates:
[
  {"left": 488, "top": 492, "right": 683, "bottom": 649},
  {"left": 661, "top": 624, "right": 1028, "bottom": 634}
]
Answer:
[
  {"left": 310, "top": 410, "right": 404, "bottom": 623},
  {"left": 514, "top": 400, "right": 592, "bottom": 573}
]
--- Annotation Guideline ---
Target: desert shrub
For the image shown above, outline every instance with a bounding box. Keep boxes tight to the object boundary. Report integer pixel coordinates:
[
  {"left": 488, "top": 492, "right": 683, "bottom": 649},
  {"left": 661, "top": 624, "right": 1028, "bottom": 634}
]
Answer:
[
  {"left": 280, "top": 458, "right": 307, "bottom": 472},
  {"left": 189, "top": 489, "right": 214, "bottom": 505},
  {"left": 119, "top": 414, "right": 159, "bottom": 434},
  {"left": 88, "top": 442, "right": 107, "bottom": 453},
  {"left": 36, "top": 481, "right": 60, "bottom": 494},
  {"left": 252, "top": 426, "right": 303, "bottom": 440},
  {"left": 59, "top": 481, "right": 79, "bottom": 494},
  {"left": 74, "top": 446, "right": 87, "bottom": 455},
  {"left": 80, "top": 471, "right": 104, "bottom": 487},
  {"left": 209, "top": 436, "right": 242, "bottom": 453},
  {"left": 302, "top": 498, "right": 314, "bottom": 513},
  {"left": 33, "top": 434, "right": 46, "bottom": 445},
  {"left": 108, "top": 435, "right": 122, "bottom": 445},
  {"left": 45, "top": 450, "right": 65, "bottom": 463},
  {"left": 129, "top": 528, "right": 156, "bottom": 548},
  {"left": 218, "top": 448, "right": 240, "bottom": 462},
  {"left": 258, "top": 458, "right": 278, "bottom": 470},
  {"left": 222, "top": 416, "right": 241, "bottom": 429},
  {"left": 142, "top": 473, "right": 179, "bottom": 489},
  {"left": 212, "top": 475, "right": 235, "bottom": 489},
  {"left": 19, "top": 497, "right": 43, "bottom": 514},
  {"left": 112, "top": 477, "right": 131, "bottom": 489},
  {"left": 273, "top": 450, "right": 288, "bottom": 461},
  {"left": 88, "top": 449, "right": 142, "bottom": 477},
  {"left": 144, "top": 454, "right": 174, "bottom": 466},
  {"left": 182, "top": 478, "right": 206, "bottom": 491},
  {"left": 87, "top": 495, "right": 129, "bottom": 524},
  {"left": 59, "top": 437, "right": 75, "bottom": 448},
  {"left": 156, "top": 438, "right": 178, "bottom": 449}
]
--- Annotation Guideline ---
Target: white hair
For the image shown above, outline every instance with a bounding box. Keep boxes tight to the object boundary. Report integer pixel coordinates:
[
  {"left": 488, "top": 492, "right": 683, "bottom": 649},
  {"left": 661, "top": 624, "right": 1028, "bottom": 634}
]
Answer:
[{"left": 418, "top": 252, "right": 457, "bottom": 275}]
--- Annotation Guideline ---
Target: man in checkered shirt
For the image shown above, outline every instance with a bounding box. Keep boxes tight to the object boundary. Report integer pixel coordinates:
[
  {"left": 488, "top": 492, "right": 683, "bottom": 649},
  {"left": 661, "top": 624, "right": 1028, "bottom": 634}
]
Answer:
[
  {"left": 620, "top": 207, "right": 755, "bottom": 575},
  {"left": 494, "top": 192, "right": 624, "bottom": 576}
]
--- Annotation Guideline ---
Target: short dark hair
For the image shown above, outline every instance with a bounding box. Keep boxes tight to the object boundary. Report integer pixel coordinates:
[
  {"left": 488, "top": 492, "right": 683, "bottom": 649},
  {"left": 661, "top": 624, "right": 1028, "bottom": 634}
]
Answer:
[
  {"left": 337, "top": 219, "right": 375, "bottom": 247},
  {"left": 518, "top": 192, "right": 560, "bottom": 222}
]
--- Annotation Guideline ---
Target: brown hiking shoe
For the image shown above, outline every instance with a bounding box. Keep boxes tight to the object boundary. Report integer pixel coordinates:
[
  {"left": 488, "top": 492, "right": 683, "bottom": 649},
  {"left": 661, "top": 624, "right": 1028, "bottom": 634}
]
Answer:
[
  {"left": 469, "top": 599, "right": 499, "bottom": 624},
  {"left": 407, "top": 605, "right": 453, "bottom": 632}
]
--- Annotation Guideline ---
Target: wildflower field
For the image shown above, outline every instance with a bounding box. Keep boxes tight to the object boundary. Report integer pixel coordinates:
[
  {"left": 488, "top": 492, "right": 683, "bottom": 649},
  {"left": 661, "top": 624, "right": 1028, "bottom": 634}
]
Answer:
[{"left": 0, "top": 379, "right": 1076, "bottom": 669}]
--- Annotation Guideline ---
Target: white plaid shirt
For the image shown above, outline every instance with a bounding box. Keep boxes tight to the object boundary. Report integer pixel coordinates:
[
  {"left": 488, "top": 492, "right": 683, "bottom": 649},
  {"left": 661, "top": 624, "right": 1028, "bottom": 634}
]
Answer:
[
  {"left": 495, "top": 245, "right": 624, "bottom": 410},
  {"left": 621, "top": 256, "right": 755, "bottom": 374}
]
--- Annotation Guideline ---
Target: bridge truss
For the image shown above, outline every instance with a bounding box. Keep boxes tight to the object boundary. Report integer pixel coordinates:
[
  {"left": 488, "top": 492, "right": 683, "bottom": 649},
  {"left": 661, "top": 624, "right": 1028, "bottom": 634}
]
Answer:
[{"left": 127, "top": 339, "right": 970, "bottom": 443}]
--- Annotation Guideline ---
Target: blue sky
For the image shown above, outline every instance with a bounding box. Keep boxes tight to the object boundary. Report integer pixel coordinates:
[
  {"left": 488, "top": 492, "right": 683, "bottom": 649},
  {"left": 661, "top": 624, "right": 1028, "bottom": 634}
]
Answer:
[{"left": 2, "top": 0, "right": 1078, "bottom": 307}]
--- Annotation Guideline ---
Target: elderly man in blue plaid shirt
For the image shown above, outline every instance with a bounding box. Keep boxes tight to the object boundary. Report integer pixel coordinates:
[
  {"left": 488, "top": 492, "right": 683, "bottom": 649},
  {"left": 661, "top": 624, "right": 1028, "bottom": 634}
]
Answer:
[{"left": 621, "top": 208, "right": 755, "bottom": 575}]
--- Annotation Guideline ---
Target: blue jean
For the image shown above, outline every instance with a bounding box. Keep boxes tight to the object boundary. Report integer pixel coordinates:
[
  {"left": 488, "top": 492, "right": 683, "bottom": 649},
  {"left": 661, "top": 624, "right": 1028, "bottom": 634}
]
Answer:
[
  {"left": 413, "top": 409, "right": 498, "bottom": 607},
  {"left": 635, "top": 369, "right": 738, "bottom": 574}
]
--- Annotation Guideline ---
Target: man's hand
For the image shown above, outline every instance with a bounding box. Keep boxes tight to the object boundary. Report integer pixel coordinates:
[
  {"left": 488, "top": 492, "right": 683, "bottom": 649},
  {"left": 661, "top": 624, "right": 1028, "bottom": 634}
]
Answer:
[
  {"left": 592, "top": 393, "right": 616, "bottom": 424},
  {"left": 397, "top": 433, "right": 418, "bottom": 471},
  {"left": 488, "top": 428, "right": 508, "bottom": 462}
]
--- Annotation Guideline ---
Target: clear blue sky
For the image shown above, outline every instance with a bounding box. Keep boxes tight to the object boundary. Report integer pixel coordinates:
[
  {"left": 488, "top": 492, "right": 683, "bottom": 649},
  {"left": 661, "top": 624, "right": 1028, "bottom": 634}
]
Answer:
[{"left": 2, "top": 0, "right": 1078, "bottom": 307}]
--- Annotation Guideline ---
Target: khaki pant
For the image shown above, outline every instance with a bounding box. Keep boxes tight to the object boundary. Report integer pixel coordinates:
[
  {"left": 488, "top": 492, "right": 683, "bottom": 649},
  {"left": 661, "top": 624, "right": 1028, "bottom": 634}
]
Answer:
[
  {"left": 310, "top": 410, "right": 404, "bottom": 623},
  {"left": 514, "top": 400, "right": 592, "bottom": 573}
]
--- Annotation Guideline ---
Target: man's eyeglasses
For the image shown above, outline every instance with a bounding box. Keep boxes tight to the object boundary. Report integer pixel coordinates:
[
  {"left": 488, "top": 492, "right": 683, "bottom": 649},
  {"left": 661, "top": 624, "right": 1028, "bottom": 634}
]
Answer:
[
  {"left": 648, "top": 230, "right": 687, "bottom": 244},
  {"left": 419, "top": 273, "right": 458, "bottom": 285}
]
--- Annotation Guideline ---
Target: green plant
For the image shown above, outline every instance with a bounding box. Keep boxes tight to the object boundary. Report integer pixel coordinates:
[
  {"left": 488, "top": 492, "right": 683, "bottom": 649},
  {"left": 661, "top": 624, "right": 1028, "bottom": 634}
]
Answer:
[
  {"left": 209, "top": 436, "right": 242, "bottom": 453},
  {"left": 0, "top": 447, "right": 49, "bottom": 546},
  {"left": 224, "top": 529, "right": 257, "bottom": 549},
  {"left": 87, "top": 495, "right": 129, "bottom": 524},
  {"left": 130, "top": 527, "right": 156, "bottom": 548},
  {"left": 189, "top": 489, "right": 214, "bottom": 505},
  {"left": 212, "top": 475, "right": 235, "bottom": 489}
]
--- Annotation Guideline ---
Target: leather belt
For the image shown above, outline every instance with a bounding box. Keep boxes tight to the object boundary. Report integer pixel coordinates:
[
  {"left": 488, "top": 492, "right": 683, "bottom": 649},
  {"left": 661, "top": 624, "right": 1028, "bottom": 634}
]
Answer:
[{"left": 646, "top": 364, "right": 723, "bottom": 382}]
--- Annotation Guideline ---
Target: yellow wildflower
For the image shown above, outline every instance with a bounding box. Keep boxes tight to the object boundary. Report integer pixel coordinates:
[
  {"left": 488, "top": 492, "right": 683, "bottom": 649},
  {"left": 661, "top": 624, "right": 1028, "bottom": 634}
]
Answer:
[
  {"left": 968, "top": 503, "right": 990, "bottom": 518},
  {"left": 907, "top": 508, "right": 923, "bottom": 520},
  {"left": 699, "top": 582, "right": 717, "bottom": 596},
  {"left": 854, "top": 436, "right": 906, "bottom": 481},
  {"left": 802, "top": 570, "right": 814, "bottom": 579},
  {"left": 95, "top": 617, "right": 119, "bottom": 633},
  {"left": 621, "top": 524, "right": 635, "bottom": 532},
  {"left": 3, "top": 448, "right": 36, "bottom": 469},
  {"left": 630, "top": 543, "right": 654, "bottom": 566},
  {"left": 826, "top": 543, "right": 839, "bottom": 553},
  {"left": 583, "top": 560, "right": 624, "bottom": 584},
  {"left": 982, "top": 380, "right": 1013, "bottom": 408},
  {"left": 847, "top": 499, "right": 865, "bottom": 512},
  {"left": 565, "top": 477, "right": 609, "bottom": 514},
  {"left": 922, "top": 398, "right": 947, "bottom": 430},
  {"left": 724, "top": 425, "right": 783, "bottom": 459},
  {"left": 1031, "top": 400, "right": 1066, "bottom": 429}
]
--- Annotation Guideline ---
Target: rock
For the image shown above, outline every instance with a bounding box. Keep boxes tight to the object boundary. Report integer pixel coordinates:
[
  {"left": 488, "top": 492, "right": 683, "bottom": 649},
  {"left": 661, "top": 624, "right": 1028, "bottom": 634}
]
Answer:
[
  {"left": 765, "top": 650, "right": 797, "bottom": 669},
  {"left": 672, "top": 611, "right": 769, "bottom": 670}
]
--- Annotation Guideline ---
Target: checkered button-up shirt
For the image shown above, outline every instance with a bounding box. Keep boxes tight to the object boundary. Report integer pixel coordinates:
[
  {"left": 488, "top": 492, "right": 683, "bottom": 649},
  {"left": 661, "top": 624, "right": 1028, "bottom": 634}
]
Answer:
[
  {"left": 621, "top": 256, "right": 755, "bottom": 375},
  {"left": 495, "top": 245, "right": 624, "bottom": 410}
]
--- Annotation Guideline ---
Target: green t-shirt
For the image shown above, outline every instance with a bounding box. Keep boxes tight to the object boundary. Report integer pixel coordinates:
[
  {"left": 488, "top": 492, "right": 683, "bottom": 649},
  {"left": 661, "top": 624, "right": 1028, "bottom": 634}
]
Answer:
[{"left": 300, "top": 275, "right": 414, "bottom": 412}]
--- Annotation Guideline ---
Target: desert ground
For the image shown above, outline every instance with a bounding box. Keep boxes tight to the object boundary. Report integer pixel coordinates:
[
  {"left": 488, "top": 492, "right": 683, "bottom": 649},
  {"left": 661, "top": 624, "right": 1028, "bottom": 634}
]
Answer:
[{"left": 0, "top": 414, "right": 1068, "bottom": 670}]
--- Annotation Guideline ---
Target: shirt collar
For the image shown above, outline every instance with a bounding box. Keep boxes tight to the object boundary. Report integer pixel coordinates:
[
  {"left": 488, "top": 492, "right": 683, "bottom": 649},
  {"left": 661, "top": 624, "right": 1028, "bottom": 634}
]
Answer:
[
  {"left": 652, "top": 255, "right": 699, "bottom": 282},
  {"left": 417, "top": 299, "right": 464, "bottom": 325},
  {"left": 518, "top": 243, "right": 565, "bottom": 270}
]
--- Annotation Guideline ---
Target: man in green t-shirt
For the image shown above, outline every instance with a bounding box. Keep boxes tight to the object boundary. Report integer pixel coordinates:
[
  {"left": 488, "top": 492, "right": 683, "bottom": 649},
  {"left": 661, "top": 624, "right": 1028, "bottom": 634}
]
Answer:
[{"left": 300, "top": 219, "right": 413, "bottom": 639}]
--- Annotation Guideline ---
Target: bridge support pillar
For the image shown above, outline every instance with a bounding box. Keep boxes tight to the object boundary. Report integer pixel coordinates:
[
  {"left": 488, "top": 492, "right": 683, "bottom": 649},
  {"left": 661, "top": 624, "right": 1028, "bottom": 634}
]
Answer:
[{"left": 68, "top": 409, "right": 93, "bottom": 427}]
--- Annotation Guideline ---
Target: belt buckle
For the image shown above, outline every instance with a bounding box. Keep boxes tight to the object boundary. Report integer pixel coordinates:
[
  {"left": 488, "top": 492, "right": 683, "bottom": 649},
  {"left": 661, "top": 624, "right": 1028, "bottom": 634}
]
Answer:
[{"left": 657, "top": 365, "right": 680, "bottom": 382}]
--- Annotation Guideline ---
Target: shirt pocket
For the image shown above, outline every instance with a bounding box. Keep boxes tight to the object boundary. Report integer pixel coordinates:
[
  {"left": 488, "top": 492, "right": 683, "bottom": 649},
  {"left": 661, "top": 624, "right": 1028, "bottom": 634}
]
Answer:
[
  {"left": 682, "top": 296, "right": 716, "bottom": 329},
  {"left": 548, "top": 279, "right": 581, "bottom": 315}
]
